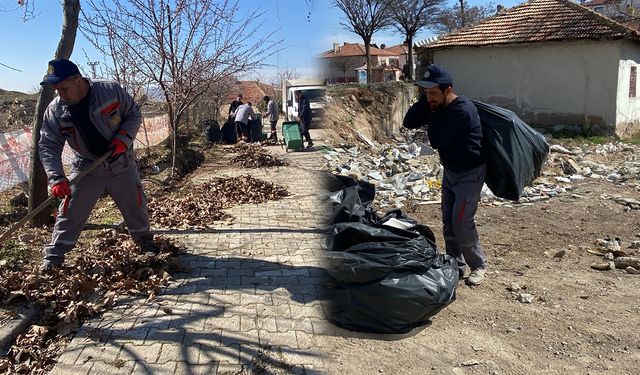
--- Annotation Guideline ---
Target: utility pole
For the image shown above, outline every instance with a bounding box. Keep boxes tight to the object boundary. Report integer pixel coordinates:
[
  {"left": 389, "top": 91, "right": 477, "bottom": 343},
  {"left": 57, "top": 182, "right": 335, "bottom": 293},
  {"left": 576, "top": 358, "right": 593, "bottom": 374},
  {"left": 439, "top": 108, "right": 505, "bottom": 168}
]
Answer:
[{"left": 87, "top": 61, "right": 99, "bottom": 78}]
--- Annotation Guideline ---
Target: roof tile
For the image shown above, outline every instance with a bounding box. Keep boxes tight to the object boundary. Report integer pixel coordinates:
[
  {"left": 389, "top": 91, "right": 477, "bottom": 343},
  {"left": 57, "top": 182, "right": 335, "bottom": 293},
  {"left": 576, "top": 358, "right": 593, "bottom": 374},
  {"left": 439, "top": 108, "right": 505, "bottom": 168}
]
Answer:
[
  {"left": 318, "top": 42, "right": 399, "bottom": 58},
  {"left": 421, "top": 0, "right": 640, "bottom": 49}
]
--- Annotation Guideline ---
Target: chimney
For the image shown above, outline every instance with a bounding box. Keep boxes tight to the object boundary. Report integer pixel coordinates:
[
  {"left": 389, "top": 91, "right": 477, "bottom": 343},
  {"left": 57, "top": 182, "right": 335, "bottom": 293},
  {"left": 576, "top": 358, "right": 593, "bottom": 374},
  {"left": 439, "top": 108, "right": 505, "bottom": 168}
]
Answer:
[
  {"left": 333, "top": 43, "right": 339, "bottom": 53},
  {"left": 381, "top": 44, "right": 386, "bottom": 49}
]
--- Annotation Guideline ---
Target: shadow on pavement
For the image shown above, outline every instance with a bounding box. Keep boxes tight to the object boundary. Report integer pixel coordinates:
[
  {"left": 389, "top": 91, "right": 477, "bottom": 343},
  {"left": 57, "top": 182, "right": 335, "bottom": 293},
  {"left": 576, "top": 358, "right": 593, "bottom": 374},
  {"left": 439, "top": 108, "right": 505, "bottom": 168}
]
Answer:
[{"left": 69, "top": 254, "right": 329, "bottom": 375}]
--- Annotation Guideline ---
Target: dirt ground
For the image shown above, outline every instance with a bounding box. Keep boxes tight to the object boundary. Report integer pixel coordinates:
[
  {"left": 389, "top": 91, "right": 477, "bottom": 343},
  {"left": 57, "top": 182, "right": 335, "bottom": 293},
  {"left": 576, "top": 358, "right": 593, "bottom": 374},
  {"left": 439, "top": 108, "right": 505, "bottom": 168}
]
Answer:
[
  {"left": 321, "top": 85, "right": 640, "bottom": 375},
  {"left": 324, "top": 176, "right": 639, "bottom": 375}
]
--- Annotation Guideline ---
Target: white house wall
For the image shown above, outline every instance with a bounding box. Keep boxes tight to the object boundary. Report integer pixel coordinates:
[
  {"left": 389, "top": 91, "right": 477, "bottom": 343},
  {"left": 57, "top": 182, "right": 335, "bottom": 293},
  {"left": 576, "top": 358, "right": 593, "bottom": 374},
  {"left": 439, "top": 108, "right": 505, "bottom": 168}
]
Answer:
[
  {"left": 430, "top": 40, "right": 620, "bottom": 134},
  {"left": 616, "top": 40, "right": 640, "bottom": 137}
]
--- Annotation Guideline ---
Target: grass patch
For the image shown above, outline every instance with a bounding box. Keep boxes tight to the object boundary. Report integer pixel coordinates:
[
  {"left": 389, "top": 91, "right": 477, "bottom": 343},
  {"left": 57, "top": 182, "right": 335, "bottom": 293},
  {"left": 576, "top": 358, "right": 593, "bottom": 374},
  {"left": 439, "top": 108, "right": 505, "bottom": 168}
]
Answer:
[
  {"left": 0, "top": 240, "right": 29, "bottom": 267},
  {"left": 624, "top": 133, "right": 640, "bottom": 145},
  {"left": 550, "top": 129, "right": 616, "bottom": 144}
]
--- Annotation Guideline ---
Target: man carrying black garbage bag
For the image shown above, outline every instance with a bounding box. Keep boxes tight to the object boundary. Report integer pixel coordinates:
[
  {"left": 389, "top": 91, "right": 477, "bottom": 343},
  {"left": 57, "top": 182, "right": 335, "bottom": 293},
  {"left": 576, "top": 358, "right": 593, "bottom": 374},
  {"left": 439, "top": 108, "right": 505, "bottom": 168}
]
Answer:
[{"left": 403, "top": 64, "right": 487, "bottom": 286}]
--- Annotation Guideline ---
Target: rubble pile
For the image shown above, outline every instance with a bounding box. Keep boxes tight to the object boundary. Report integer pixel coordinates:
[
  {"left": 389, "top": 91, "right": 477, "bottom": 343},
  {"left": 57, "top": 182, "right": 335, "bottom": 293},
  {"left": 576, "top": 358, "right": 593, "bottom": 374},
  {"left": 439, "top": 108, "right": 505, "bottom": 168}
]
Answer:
[
  {"left": 547, "top": 142, "right": 640, "bottom": 185},
  {"left": 148, "top": 176, "right": 290, "bottom": 228},
  {"left": 322, "top": 133, "right": 640, "bottom": 208},
  {"left": 589, "top": 236, "right": 640, "bottom": 274},
  {"left": 230, "top": 143, "right": 288, "bottom": 168},
  {"left": 322, "top": 141, "right": 443, "bottom": 208},
  {"left": 0, "top": 232, "right": 185, "bottom": 374}
]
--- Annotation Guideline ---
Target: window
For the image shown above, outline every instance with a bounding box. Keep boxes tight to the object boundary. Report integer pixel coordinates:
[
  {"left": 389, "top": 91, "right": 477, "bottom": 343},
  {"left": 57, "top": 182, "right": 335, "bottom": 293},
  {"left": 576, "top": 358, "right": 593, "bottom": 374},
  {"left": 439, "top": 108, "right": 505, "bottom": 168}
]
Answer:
[{"left": 630, "top": 66, "right": 636, "bottom": 98}]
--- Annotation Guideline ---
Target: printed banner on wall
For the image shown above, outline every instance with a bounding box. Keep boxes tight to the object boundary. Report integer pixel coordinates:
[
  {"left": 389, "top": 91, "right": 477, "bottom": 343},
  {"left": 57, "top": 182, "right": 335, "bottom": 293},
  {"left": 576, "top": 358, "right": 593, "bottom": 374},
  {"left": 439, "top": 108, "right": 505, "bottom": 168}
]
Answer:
[{"left": 0, "top": 114, "right": 170, "bottom": 192}]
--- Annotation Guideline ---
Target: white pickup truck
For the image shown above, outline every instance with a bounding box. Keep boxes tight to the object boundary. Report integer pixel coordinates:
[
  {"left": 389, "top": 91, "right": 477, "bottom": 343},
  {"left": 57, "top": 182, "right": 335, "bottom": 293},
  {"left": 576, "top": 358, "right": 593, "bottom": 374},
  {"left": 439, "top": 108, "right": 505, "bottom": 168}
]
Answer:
[{"left": 282, "top": 78, "right": 326, "bottom": 124}]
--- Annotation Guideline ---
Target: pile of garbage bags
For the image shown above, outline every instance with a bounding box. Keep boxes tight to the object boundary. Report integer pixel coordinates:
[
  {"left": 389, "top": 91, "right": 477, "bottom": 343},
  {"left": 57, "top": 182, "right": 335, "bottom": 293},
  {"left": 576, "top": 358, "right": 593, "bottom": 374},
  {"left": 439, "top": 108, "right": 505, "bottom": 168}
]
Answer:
[{"left": 325, "top": 175, "right": 458, "bottom": 334}]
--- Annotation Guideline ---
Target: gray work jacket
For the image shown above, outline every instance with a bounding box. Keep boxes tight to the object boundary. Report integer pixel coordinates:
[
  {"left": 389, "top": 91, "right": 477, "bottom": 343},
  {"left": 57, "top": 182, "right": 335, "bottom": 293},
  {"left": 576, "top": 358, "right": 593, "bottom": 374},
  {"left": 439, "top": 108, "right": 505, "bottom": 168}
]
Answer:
[{"left": 39, "top": 79, "right": 141, "bottom": 185}]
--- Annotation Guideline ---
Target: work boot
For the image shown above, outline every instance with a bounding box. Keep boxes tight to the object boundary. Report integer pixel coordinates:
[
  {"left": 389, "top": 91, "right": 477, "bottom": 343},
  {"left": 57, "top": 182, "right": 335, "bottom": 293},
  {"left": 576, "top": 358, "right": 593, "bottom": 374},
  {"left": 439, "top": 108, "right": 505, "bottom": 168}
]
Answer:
[
  {"left": 305, "top": 142, "right": 314, "bottom": 150},
  {"left": 138, "top": 235, "right": 160, "bottom": 257},
  {"left": 40, "top": 260, "right": 63, "bottom": 273},
  {"left": 466, "top": 268, "right": 486, "bottom": 286}
]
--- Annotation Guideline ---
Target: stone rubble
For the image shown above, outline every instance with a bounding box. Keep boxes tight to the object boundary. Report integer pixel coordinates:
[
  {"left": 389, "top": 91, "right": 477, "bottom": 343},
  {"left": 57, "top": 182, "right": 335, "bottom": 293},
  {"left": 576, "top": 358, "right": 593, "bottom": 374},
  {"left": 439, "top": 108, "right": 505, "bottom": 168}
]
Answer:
[{"left": 322, "top": 132, "right": 640, "bottom": 209}]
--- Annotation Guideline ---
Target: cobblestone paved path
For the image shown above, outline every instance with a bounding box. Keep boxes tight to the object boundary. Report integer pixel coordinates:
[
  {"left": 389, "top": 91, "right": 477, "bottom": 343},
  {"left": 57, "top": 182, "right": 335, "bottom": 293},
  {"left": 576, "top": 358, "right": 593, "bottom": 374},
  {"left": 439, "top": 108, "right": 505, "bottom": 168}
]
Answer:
[{"left": 51, "top": 135, "right": 334, "bottom": 374}]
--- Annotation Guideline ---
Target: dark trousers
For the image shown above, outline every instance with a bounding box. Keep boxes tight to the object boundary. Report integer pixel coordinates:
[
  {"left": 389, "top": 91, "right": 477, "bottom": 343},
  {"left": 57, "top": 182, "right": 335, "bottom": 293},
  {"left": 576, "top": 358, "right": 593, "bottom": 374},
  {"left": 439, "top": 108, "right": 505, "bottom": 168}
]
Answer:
[
  {"left": 235, "top": 121, "right": 248, "bottom": 140},
  {"left": 299, "top": 120, "right": 312, "bottom": 144},
  {"left": 441, "top": 164, "right": 487, "bottom": 273},
  {"left": 270, "top": 121, "right": 277, "bottom": 136}
]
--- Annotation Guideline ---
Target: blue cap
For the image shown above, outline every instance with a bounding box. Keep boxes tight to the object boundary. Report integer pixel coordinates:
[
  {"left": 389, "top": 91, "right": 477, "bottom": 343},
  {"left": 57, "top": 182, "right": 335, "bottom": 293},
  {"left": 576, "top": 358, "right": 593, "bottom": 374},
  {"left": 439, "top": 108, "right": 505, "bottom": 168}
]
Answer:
[
  {"left": 416, "top": 64, "right": 453, "bottom": 89},
  {"left": 40, "top": 59, "right": 80, "bottom": 85}
]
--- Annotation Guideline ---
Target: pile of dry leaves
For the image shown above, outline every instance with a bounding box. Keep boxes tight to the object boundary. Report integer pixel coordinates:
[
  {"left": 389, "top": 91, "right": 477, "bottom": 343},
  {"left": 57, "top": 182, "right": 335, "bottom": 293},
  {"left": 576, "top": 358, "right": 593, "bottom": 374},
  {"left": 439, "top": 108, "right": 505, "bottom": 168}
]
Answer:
[
  {"left": 230, "top": 144, "right": 288, "bottom": 168},
  {"left": 0, "top": 231, "right": 186, "bottom": 374},
  {"left": 148, "top": 175, "right": 290, "bottom": 228}
]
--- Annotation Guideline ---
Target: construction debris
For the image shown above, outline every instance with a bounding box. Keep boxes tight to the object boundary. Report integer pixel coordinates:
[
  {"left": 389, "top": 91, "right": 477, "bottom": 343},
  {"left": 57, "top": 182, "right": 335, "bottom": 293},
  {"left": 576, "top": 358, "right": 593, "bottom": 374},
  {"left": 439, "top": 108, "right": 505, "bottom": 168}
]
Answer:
[{"left": 323, "top": 128, "right": 640, "bottom": 209}]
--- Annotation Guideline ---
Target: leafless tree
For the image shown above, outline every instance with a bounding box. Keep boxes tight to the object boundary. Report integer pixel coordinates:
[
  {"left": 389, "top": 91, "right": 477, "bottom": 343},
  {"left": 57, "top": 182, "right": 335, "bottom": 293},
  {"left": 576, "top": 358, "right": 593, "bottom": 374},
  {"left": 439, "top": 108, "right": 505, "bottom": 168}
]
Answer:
[
  {"left": 327, "top": 58, "right": 359, "bottom": 83},
  {"left": 271, "top": 66, "right": 300, "bottom": 90},
  {"left": 434, "top": 1, "right": 495, "bottom": 34},
  {"left": 333, "top": 0, "right": 396, "bottom": 84},
  {"left": 208, "top": 75, "right": 237, "bottom": 122},
  {"left": 391, "top": 0, "right": 444, "bottom": 81},
  {"left": 18, "top": 0, "right": 80, "bottom": 226},
  {"left": 82, "top": 0, "right": 279, "bottom": 175}
]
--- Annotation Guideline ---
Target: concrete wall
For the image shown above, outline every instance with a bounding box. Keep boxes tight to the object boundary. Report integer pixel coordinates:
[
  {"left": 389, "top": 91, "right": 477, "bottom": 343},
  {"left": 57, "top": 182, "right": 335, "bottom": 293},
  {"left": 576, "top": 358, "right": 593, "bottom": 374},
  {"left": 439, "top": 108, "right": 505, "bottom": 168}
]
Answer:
[
  {"left": 320, "top": 56, "right": 363, "bottom": 83},
  {"left": 616, "top": 40, "right": 640, "bottom": 137},
  {"left": 382, "top": 84, "right": 415, "bottom": 136},
  {"left": 423, "top": 40, "right": 622, "bottom": 134},
  {"left": 320, "top": 56, "right": 394, "bottom": 84}
]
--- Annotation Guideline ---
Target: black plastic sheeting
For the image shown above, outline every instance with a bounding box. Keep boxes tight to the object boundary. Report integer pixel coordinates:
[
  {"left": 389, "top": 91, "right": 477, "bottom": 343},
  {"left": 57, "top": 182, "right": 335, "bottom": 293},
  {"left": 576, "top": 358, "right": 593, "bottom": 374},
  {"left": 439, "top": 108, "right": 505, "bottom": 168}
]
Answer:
[
  {"left": 325, "top": 175, "right": 458, "bottom": 334},
  {"left": 221, "top": 117, "right": 238, "bottom": 144},
  {"left": 472, "top": 100, "right": 550, "bottom": 201}
]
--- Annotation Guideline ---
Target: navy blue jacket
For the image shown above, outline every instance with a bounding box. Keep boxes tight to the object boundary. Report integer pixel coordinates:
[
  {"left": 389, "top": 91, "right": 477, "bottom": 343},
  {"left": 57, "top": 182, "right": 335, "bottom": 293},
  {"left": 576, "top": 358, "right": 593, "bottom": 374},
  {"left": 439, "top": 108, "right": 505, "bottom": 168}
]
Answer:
[
  {"left": 298, "top": 95, "right": 312, "bottom": 126},
  {"left": 403, "top": 94, "right": 484, "bottom": 172}
]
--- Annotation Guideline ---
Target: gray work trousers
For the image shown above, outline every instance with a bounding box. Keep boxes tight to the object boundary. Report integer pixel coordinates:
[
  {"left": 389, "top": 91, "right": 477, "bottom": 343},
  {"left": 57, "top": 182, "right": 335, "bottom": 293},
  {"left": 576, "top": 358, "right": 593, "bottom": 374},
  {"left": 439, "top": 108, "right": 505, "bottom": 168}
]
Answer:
[
  {"left": 43, "top": 164, "right": 151, "bottom": 265},
  {"left": 441, "top": 163, "right": 487, "bottom": 273}
]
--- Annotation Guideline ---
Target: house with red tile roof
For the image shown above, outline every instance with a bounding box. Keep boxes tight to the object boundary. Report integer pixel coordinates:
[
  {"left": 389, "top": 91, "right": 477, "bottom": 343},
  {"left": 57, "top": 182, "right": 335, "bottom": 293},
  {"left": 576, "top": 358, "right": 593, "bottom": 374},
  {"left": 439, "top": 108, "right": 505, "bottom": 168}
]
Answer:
[
  {"left": 386, "top": 43, "right": 410, "bottom": 69},
  {"left": 583, "top": 0, "right": 636, "bottom": 19},
  {"left": 416, "top": 0, "right": 640, "bottom": 137},
  {"left": 224, "top": 80, "right": 277, "bottom": 113},
  {"left": 317, "top": 42, "right": 401, "bottom": 83}
]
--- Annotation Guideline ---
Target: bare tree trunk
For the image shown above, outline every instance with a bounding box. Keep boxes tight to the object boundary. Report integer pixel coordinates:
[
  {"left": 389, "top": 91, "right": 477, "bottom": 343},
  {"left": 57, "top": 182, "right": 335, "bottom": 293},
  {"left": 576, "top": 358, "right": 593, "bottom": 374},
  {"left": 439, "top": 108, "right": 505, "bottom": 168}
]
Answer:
[
  {"left": 364, "top": 39, "right": 372, "bottom": 84},
  {"left": 29, "top": 0, "right": 80, "bottom": 226},
  {"left": 407, "top": 35, "right": 414, "bottom": 81},
  {"left": 459, "top": 0, "right": 466, "bottom": 27},
  {"left": 172, "top": 119, "right": 177, "bottom": 176}
]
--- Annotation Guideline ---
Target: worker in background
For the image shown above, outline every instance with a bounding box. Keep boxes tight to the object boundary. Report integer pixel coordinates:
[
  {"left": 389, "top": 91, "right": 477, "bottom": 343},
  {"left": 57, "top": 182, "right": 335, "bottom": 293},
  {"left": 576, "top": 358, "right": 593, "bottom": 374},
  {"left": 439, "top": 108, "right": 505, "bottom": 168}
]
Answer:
[
  {"left": 263, "top": 95, "right": 279, "bottom": 141},
  {"left": 295, "top": 91, "right": 313, "bottom": 149}
]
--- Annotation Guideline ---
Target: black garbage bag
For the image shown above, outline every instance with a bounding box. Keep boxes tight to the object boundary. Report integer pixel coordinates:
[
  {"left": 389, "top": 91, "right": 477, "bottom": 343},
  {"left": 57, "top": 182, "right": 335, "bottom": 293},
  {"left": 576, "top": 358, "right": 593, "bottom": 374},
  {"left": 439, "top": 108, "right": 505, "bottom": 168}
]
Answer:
[
  {"left": 221, "top": 117, "right": 238, "bottom": 144},
  {"left": 249, "top": 119, "right": 263, "bottom": 143},
  {"left": 472, "top": 100, "right": 550, "bottom": 201},
  {"left": 324, "top": 174, "right": 458, "bottom": 333},
  {"left": 327, "top": 175, "right": 376, "bottom": 224},
  {"left": 374, "top": 209, "right": 436, "bottom": 244},
  {"left": 201, "top": 119, "right": 221, "bottom": 143},
  {"left": 325, "top": 222, "right": 458, "bottom": 334}
]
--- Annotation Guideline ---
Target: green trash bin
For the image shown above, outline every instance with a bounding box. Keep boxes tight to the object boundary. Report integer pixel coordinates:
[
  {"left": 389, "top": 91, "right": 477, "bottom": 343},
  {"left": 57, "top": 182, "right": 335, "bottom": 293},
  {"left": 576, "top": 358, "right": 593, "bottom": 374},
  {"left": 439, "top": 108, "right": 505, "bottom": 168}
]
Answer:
[{"left": 282, "top": 121, "right": 303, "bottom": 151}]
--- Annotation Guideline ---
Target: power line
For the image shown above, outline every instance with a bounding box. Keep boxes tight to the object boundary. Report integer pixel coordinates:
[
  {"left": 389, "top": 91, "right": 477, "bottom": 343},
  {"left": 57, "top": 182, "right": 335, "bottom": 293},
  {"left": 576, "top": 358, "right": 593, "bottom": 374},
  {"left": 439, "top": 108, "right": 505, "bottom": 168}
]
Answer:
[{"left": 0, "top": 61, "right": 22, "bottom": 72}]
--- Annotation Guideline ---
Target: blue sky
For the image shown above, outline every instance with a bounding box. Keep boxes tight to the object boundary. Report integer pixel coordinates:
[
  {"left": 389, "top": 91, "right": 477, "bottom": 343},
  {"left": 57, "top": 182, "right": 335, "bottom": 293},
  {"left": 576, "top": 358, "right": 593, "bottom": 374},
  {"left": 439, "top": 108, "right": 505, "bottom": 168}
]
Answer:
[{"left": 0, "top": 0, "right": 520, "bottom": 93}]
